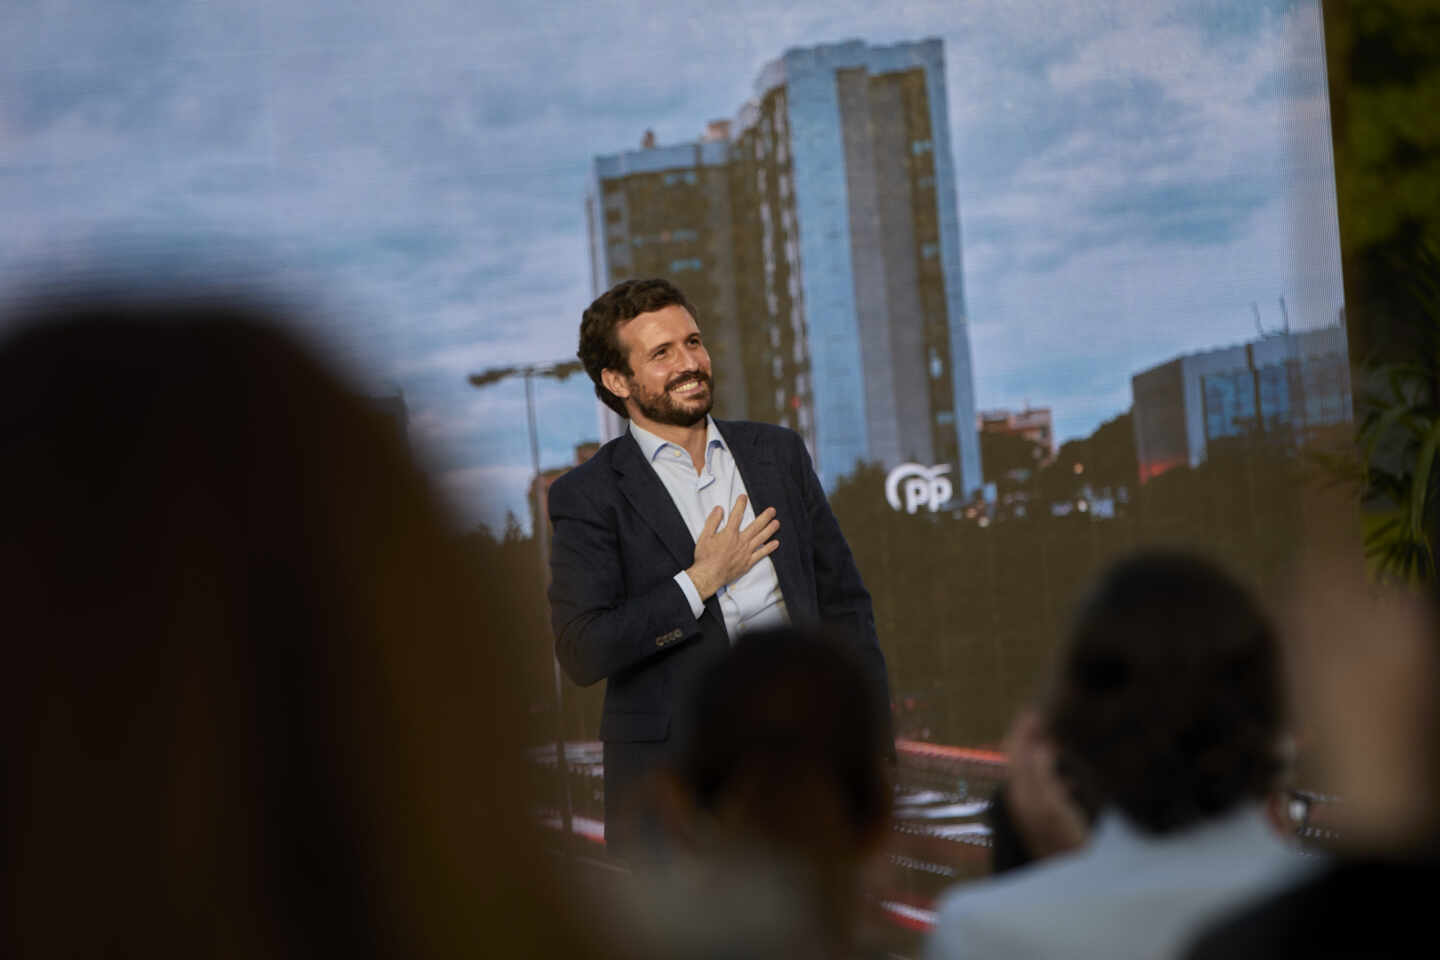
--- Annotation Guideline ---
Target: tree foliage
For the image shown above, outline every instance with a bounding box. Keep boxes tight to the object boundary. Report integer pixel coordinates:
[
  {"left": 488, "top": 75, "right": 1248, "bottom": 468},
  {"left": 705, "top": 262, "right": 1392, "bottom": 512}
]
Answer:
[
  {"left": 1035, "top": 411, "right": 1136, "bottom": 505},
  {"left": 1348, "top": 243, "right": 1440, "bottom": 584},
  {"left": 980, "top": 430, "right": 1046, "bottom": 489},
  {"left": 1320, "top": 1, "right": 1440, "bottom": 585}
]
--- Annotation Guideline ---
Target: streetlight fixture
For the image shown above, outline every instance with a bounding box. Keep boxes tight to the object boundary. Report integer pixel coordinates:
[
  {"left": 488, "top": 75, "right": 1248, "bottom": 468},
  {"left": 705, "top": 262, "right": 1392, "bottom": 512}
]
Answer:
[{"left": 468, "top": 358, "right": 584, "bottom": 847}]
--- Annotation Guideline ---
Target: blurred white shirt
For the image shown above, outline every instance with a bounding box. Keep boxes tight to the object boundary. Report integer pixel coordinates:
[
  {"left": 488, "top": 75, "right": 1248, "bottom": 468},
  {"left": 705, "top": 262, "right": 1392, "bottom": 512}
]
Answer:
[{"left": 925, "top": 803, "right": 1317, "bottom": 960}]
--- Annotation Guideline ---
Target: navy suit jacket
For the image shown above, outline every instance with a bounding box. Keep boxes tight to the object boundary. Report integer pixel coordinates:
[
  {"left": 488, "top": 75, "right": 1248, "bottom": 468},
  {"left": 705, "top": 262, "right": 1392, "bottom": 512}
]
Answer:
[{"left": 546, "top": 419, "right": 891, "bottom": 854}]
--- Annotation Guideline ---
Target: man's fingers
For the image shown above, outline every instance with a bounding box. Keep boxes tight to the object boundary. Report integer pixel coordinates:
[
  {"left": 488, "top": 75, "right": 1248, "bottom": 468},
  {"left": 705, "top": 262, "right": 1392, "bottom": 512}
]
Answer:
[
  {"left": 699, "top": 504, "right": 725, "bottom": 540},
  {"left": 725, "top": 494, "right": 749, "bottom": 529},
  {"left": 754, "top": 538, "right": 780, "bottom": 559},
  {"left": 749, "top": 518, "right": 780, "bottom": 546},
  {"left": 742, "top": 508, "right": 778, "bottom": 540}
]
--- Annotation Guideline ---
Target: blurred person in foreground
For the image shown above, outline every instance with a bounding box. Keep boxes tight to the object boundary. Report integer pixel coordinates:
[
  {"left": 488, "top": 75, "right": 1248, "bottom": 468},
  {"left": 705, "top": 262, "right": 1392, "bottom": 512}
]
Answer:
[
  {"left": 0, "top": 294, "right": 601, "bottom": 958},
  {"left": 925, "top": 551, "right": 1314, "bottom": 960},
  {"left": 616, "top": 627, "right": 893, "bottom": 959},
  {"left": 1183, "top": 558, "right": 1440, "bottom": 959},
  {"left": 548, "top": 278, "right": 891, "bottom": 864}
]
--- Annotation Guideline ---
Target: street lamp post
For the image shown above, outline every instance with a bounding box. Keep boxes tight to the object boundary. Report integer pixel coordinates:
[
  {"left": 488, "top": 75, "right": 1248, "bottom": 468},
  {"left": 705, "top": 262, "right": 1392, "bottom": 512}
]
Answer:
[{"left": 469, "top": 358, "right": 584, "bottom": 848}]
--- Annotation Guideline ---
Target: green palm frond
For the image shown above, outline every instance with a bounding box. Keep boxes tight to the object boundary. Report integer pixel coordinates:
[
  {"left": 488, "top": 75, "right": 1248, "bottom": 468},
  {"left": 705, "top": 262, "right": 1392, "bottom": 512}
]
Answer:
[
  {"left": 1342, "top": 240, "right": 1440, "bottom": 587},
  {"left": 1302, "top": 446, "right": 1367, "bottom": 494},
  {"left": 1410, "top": 419, "right": 1440, "bottom": 546},
  {"left": 1362, "top": 509, "right": 1433, "bottom": 585}
]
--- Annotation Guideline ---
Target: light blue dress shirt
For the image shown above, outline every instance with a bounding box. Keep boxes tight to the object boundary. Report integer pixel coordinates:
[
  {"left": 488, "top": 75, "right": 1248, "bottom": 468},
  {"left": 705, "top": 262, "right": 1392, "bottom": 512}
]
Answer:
[
  {"left": 630, "top": 417, "right": 790, "bottom": 642},
  {"left": 924, "top": 804, "right": 1316, "bottom": 960}
]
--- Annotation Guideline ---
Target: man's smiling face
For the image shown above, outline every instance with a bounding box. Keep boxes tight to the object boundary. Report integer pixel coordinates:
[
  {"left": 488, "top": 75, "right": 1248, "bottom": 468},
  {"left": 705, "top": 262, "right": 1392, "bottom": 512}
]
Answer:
[{"left": 604, "top": 304, "right": 713, "bottom": 429}]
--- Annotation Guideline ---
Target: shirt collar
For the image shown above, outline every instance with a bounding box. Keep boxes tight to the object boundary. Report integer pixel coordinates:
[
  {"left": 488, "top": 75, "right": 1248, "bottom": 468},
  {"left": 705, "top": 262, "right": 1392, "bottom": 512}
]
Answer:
[
  {"left": 1089, "top": 803, "right": 1275, "bottom": 852},
  {"left": 629, "top": 416, "right": 725, "bottom": 464}
]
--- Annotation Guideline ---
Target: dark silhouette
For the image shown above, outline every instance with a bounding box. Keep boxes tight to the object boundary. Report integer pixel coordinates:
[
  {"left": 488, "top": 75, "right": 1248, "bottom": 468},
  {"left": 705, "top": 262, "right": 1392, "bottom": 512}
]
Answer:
[
  {"left": 635, "top": 627, "right": 893, "bottom": 959},
  {"left": 1182, "top": 857, "right": 1437, "bottom": 960},
  {"left": 924, "top": 551, "right": 1309, "bottom": 960},
  {"left": 675, "top": 628, "right": 892, "bottom": 849},
  {"left": 1044, "top": 551, "right": 1285, "bottom": 833},
  {"left": 0, "top": 293, "right": 600, "bottom": 958}
]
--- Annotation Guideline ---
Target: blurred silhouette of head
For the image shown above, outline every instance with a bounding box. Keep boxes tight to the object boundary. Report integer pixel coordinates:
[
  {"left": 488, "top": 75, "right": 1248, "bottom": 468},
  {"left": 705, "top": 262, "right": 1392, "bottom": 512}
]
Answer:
[
  {"left": 0, "top": 292, "right": 591, "bottom": 958},
  {"left": 1045, "top": 550, "right": 1284, "bottom": 834},
  {"left": 649, "top": 628, "right": 892, "bottom": 959},
  {"left": 674, "top": 627, "right": 892, "bottom": 859}
]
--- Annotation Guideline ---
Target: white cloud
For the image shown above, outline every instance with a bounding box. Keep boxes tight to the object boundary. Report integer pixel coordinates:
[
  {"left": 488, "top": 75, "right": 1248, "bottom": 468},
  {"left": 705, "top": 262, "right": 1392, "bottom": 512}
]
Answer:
[{"left": 1, "top": 0, "right": 1342, "bottom": 522}]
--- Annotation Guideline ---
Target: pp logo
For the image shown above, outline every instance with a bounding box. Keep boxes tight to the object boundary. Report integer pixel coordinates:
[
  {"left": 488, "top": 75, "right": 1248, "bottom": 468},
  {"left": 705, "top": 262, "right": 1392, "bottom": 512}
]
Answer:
[{"left": 885, "top": 462, "right": 953, "bottom": 514}]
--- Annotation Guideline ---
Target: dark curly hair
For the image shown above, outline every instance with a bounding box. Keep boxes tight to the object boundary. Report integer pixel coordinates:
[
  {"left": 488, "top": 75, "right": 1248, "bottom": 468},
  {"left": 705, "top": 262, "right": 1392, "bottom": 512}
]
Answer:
[
  {"left": 1044, "top": 551, "right": 1284, "bottom": 834},
  {"left": 677, "top": 627, "right": 892, "bottom": 847},
  {"left": 578, "top": 277, "right": 697, "bottom": 418}
]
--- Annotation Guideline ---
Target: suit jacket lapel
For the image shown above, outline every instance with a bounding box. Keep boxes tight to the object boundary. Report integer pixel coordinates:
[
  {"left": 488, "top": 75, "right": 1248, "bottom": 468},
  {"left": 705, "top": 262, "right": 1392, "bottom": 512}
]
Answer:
[
  {"left": 718, "top": 420, "right": 807, "bottom": 614},
  {"left": 613, "top": 430, "right": 697, "bottom": 571}
]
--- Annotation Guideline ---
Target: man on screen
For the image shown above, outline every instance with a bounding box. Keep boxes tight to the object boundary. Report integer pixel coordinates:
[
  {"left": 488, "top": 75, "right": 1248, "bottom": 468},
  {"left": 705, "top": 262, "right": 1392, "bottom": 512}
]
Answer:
[{"left": 547, "top": 277, "right": 892, "bottom": 862}]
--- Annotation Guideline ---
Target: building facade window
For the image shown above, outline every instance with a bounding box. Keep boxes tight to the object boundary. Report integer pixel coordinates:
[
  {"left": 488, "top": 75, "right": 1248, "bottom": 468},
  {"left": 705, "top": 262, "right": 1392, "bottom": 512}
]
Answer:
[
  {"left": 632, "top": 229, "right": 698, "bottom": 247},
  {"left": 1202, "top": 371, "right": 1257, "bottom": 440},
  {"left": 1256, "top": 363, "right": 1292, "bottom": 428},
  {"left": 1302, "top": 354, "right": 1350, "bottom": 426}
]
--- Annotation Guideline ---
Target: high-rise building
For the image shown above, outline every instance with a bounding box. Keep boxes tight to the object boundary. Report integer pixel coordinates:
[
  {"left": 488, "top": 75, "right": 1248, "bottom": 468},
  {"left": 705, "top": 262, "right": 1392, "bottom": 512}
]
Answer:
[
  {"left": 586, "top": 38, "right": 983, "bottom": 498},
  {"left": 1131, "top": 321, "right": 1353, "bottom": 483},
  {"left": 587, "top": 138, "right": 746, "bottom": 421}
]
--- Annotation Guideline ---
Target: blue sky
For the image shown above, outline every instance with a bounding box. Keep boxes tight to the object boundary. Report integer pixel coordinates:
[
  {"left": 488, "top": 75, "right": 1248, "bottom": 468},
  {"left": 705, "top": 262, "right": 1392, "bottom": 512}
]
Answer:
[{"left": 0, "top": 0, "right": 1343, "bottom": 532}]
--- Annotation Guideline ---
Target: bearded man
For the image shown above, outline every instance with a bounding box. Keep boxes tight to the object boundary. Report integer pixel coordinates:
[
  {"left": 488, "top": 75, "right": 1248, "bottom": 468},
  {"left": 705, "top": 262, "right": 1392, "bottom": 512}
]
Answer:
[{"left": 547, "top": 277, "right": 892, "bottom": 863}]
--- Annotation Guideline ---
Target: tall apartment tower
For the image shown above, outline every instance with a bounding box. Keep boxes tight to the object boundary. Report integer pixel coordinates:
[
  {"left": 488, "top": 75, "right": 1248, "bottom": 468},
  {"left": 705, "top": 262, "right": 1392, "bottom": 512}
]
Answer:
[{"left": 587, "top": 38, "right": 983, "bottom": 499}]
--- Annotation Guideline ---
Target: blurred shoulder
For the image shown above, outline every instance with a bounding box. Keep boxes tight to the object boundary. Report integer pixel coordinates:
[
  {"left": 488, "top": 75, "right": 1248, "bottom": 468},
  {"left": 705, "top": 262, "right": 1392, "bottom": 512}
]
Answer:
[
  {"left": 932, "top": 860, "right": 1070, "bottom": 919},
  {"left": 929, "top": 850, "right": 1097, "bottom": 949},
  {"left": 926, "top": 876, "right": 1034, "bottom": 960}
]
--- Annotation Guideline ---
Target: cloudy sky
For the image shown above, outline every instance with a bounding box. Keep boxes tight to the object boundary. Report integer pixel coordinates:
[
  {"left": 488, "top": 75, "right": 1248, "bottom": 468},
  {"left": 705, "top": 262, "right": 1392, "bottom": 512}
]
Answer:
[{"left": 0, "top": 0, "right": 1342, "bottom": 532}]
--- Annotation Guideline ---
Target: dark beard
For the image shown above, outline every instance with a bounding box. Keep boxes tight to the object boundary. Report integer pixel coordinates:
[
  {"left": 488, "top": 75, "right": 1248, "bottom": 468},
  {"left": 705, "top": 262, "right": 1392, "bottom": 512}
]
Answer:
[{"left": 630, "top": 371, "right": 713, "bottom": 427}]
